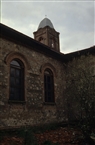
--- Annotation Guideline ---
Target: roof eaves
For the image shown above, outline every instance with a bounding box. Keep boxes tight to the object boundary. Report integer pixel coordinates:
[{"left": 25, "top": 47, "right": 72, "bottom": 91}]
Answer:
[
  {"left": 64, "top": 45, "right": 95, "bottom": 62},
  {"left": 0, "top": 23, "right": 65, "bottom": 61}
]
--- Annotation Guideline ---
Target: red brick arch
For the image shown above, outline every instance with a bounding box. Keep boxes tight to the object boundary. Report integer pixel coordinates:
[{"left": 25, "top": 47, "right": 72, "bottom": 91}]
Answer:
[
  {"left": 4, "top": 51, "right": 30, "bottom": 103},
  {"left": 4, "top": 51, "right": 31, "bottom": 70},
  {"left": 40, "top": 63, "right": 56, "bottom": 77},
  {"left": 40, "top": 63, "right": 56, "bottom": 104}
]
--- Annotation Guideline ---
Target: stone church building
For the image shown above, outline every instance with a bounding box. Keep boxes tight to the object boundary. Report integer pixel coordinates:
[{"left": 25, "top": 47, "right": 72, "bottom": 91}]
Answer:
[{"left": 0, "top": 18, "right": 95, "bottom": 128}]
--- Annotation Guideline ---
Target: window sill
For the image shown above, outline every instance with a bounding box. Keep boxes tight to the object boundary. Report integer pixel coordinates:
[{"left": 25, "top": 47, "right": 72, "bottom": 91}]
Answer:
[
  {"left": 43, "top": 102, "right": 56, "bottom": 105},
  {"left": 8, "top": 100, "right": 26, "bottom": 104}
]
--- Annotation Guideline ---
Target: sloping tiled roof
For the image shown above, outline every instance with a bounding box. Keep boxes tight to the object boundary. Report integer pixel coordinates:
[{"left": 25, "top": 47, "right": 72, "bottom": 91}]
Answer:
[
  {"left": 64, "top": 46, "right": 95, "bottom": 61},
  {"left": 0, "top": 23, "right": 64, "bottom": 61},
  {"left": 0, "top": 23, "right": 95, "bottom": 63}
]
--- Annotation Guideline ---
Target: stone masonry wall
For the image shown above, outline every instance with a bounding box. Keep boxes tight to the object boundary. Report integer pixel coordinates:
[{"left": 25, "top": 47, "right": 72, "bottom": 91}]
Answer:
[{"left": 0, "top": 37, "right": 66, "bottom": 128}]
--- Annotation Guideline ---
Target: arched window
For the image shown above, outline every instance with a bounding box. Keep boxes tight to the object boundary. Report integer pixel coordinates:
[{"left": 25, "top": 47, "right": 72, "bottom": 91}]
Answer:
[
  {"left": 44, "top": 69, "right": 54, "bottom": 103},
  {"left": 39, "top": 37, "right": 43, "bottom": 43},
  {"left": 51, "top": 39, "right": 55, "bottom": 48},
  {"left": 9, "top": 59, "right": 24, "bottom": 101}
]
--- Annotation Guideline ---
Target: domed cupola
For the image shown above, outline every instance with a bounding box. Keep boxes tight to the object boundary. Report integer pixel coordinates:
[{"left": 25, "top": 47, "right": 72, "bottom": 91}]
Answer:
[
  {"left": 33, "top": 17, "right": 60, "bottom": 52},
  {"left": 38, "top": 18, "right": 54, "bottom": 30}
]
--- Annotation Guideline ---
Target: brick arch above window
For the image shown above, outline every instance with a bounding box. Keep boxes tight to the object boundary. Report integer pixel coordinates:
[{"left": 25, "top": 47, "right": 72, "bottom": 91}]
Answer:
[
  {"left": 39, "top": 37, "right": 43, "bottom": 41},
  {"left": 4, "top": 52, "right": 31, "bottom": 70},
  {"left": 40, "top": 63, "right": 56, "bottom": 77}
]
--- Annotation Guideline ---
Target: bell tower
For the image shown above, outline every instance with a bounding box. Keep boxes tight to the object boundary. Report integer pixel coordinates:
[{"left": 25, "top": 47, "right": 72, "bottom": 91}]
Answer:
[{"left": 33, "top": 18, "right": 60, "bottom": 52}]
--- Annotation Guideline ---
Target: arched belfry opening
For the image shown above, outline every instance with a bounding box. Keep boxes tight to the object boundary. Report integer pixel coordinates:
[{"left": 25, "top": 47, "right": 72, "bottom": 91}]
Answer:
[{"left": 33, "top": 18, "right": 60, "bottom": 52}]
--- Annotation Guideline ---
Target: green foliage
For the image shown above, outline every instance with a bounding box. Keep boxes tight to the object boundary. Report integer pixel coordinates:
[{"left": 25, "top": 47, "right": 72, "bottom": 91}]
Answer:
[
  {"left": 30, "top": 122, "right": 60, "bottom": 134},
  {"left": 0, "top": 123, "right": 60, "bottom": 145},
  {"left": 64, "top": 54, "right": 95, "bottom": 136},
  {"left": 0, "top": 127, "right": 38, "bottom": 145},
  {"left": 24, "top": 129, "right": 38, "bottom": 145}
]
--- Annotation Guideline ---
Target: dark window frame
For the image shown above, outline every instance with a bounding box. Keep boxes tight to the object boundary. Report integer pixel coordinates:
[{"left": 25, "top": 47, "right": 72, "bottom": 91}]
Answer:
[
  {"left": 44, "top": 68, "right": 54, "bottom": 103},
  {"left": 9, "top": 59, "right": 24, "bottom": 102}
]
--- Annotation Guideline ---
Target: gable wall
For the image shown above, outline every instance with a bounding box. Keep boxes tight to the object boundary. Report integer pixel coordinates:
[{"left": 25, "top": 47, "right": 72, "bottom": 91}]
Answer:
[{"left": 0, "top": 37, "right": 66, "bottom": 128}]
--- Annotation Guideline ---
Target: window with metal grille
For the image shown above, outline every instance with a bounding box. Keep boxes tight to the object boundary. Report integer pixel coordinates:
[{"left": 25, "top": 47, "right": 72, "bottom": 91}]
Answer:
[
  {"left": 9, "top": 60, "right": 24, "bottom": 101},
  {"left": 44, "top": 69, "right": 54, "bottom": 102}
]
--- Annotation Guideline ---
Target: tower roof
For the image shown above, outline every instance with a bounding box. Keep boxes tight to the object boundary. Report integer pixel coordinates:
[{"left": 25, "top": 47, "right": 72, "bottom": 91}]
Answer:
[{"left": 38, "top": 18, "right": 54, "bottom": 30}]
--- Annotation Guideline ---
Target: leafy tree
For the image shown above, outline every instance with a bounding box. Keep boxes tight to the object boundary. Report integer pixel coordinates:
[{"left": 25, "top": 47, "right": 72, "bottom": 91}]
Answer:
[{"left": 64, "top": 54, "right": 95, "bottom": 144}]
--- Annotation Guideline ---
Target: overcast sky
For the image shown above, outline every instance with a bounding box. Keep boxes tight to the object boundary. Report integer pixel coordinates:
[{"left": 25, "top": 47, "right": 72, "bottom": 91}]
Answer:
[{"left": 1, "top": 0, "right": 95, "bottom": 54}]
